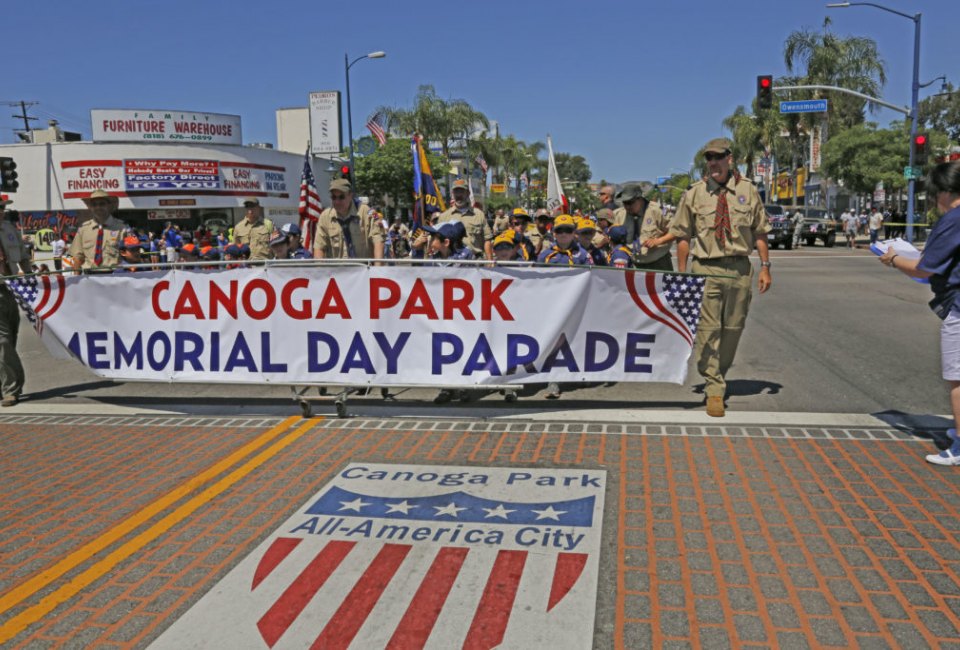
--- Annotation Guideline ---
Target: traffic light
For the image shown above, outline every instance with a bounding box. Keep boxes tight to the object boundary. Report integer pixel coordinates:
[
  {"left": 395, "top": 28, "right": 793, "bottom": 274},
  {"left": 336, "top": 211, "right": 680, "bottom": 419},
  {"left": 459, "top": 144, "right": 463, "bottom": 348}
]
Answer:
[
  {"left": 913, "top": 133, "right": 928, "bottom": 167},
  {"left": 757, "top": 75, "right": 773, "bottom": 110},
  {"left": 0, "top": 157, "right": 18, "bottom": 193},
  {"left": 338, "top": 164, "right": 351, "bottom": 179}
]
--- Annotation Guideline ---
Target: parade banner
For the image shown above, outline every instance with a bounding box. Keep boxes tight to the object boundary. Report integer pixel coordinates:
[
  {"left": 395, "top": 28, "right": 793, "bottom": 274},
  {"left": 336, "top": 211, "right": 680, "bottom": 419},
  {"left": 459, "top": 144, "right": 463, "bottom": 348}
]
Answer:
[{"left": 7, "top": 266, "right": 704, "bottom": 387}]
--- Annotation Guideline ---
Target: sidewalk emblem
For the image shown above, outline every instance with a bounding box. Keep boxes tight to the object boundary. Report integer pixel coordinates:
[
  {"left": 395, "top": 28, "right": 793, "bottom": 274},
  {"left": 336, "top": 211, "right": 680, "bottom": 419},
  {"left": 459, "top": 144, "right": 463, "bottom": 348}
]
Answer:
[{"left": 151, "top": 463, "right": 607, "bottom": 649}]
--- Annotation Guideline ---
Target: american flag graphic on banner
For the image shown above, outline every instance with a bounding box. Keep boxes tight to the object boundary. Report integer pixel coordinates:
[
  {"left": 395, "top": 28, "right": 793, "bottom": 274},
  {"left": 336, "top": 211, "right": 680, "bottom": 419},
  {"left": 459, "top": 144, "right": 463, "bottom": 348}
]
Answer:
[
  {"left": 150, "top": 464, "right": 606, "bottom": 650},
  {"left": 625, "top": 271, "right": 705, "bottom": 347},
  {"left": 298, "top": 151, "right": 323, "bottom": 251},
  {"left": 365, "top": 111, "right": 387, "bottom": 146},
  {"left": 6, "top": 274, "right": 67, "bottom": 335},
  {"left": 474, "top": 153, "right": 488, "bottom": 174}
]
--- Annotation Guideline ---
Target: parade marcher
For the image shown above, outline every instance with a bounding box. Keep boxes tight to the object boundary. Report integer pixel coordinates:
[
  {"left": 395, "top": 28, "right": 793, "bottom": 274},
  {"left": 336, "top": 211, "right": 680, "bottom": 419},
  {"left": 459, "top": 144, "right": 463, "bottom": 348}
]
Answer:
[
  {"left": 791, "top": 209, "right": 805, "bottom": 248},
  {"left": 880, "top": 161, "right": 960, "bottom": 465},
  {"left": 178, "top": 243, "right": 201, "bottom": 268},
  {"left": 646, "top": 137, "right": 772, "bottom": 417},
  {"left": 281, "top": 222, "right": 313, "bottom": 259},
  {"left": 599, "top": 185, "right": 617, "bottom": 211},
  {"left": 268, "top": 228, "right": 290, "bottom": 260},
  {"left": 437, "top": 179, "right": 492, "bottom": 260},
  {"left": 508, "top": 208, "right": 537, "bottom": 260},
  {"left": 314, "top": 179, "right": 384, "bottom": 260},
  {"left": 233, "top": 198, "right": 273, "bottom": 261},
  {"left": 530, "top": 209, "right": 555, "bottom": 255},
  {"left": 537, "top": 214, "right": 591, "bottom": 265},
  {"left": 51, "top": 235, "right": 66, "bottom": 272},
  {"left": 607, "top": 226, "right": 635, "bottom": 269},
  {"left": 492, "top": 229, "right": 530, "bottom": 263},
  {"left": 414, "top": 221, "right": 475, "bottom": 264},
  {"left": 115, "top": 235, "right": 145, "bottom": 272},
  {"left": 0, "top": 198, "right": 31, "bottom": 406},
  {"left": 492, "top": 208, "right": 510, "bottom": 235},
  {"left": 70, "top": 190, "right": 127, "bottom": 273},
  {"left": 619, "top": 184, "right": 672, "bottom": 271},
  {"left": 576, "top": 217, "right": 606, "bottom": 266}
]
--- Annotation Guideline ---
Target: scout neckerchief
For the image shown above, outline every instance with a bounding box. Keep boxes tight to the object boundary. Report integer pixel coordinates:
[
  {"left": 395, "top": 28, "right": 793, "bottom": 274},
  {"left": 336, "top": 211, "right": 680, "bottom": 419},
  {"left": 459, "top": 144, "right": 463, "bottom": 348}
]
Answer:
[
  {"left": 713, "top": 171, "right": 741, "bottom": 248},
  {"left": 94, "top": 225, "right": 104, "bottom": 266},
  {"left": 336, "top": 211, "right": 358, "bottom": 258}
]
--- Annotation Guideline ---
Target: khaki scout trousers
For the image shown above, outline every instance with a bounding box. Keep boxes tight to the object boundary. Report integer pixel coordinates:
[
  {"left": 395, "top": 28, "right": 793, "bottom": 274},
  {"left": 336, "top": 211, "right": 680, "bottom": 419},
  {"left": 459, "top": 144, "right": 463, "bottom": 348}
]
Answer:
[
  {"left": 0, "top": 288, "right": 24, "bottom": 399},
  {"left": 635, "top": 254, "right": 673, "bottom": 272},
  {"left": 691, "top": 257, "right": 753, "bottom": 398}
]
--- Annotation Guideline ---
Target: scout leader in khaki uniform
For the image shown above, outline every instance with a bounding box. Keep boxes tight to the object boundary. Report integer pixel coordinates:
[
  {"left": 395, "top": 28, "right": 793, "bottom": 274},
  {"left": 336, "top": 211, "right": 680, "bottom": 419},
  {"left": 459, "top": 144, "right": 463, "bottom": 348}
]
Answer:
[
  {"left": 0, "top": 198, "right": 33, "bottom": 406},
  {"left": 313, "top": 178, "right": 384, "bottom": 260},
  {"left": 70, "top": 190, "right": 127, "bottom": 273},
  {"left": 437, "top": 179, "right": 492, "bottom": 260},
  {"left": 646, "top": 138, "right": 772, "bottom": 418},
  {"left": 233, "top": 197, "right": 273, "bottom": 261},
  {"left": 613, "top": 183, "right": 672, "bottom": 271}
]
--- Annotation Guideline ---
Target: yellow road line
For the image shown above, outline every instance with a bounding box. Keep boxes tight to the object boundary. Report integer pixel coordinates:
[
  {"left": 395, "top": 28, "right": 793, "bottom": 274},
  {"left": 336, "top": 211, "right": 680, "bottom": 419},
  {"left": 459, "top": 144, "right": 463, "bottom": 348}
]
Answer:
[
  {"left": 0, "top": 415, "right": 302, "bottom": 617},
  {"left": 0, "top": 417, "right": 322, "bottom": 644}
]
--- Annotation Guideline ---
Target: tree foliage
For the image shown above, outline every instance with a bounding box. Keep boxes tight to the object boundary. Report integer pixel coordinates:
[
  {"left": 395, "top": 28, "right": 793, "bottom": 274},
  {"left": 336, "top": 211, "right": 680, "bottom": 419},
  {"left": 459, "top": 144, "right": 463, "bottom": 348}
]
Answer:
[{"left": 354, "top": 137, "right": 446, "bottom": 213}]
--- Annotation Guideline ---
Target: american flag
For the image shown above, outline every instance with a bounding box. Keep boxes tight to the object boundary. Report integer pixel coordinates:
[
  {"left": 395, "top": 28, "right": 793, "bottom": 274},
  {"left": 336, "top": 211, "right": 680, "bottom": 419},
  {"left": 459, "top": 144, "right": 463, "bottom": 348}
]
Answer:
[
  {"left": 250, "top": 486, "right": 595, "bottom": 648},
  {"left": 365, "top": 111, "right": 387, "bottom": 146},
  {"left": 625, "top": 271, "right": 704, "bottom": 346},
  {"left": 6, "top": 274, "right": 68, "bottom": 335},
  {"left": 298, "top": 151, "right": 322, "bottom": 251},
  {"left": 475, "top": 153, "right": 488, "bottom": 174}
]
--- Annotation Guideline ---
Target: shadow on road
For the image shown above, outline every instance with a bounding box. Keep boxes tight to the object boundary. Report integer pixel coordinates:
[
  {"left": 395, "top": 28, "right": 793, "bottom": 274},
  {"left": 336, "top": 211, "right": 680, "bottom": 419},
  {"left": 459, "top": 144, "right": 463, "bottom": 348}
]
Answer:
[
  {"left": 692, "top": 379, "right": 783, "bottom": 397},
  {"left": 872, "top": 409, "right": 954, "bottom": 446},
  {"left": 23, "top": 380, "right": 118, "bottom": 402}
]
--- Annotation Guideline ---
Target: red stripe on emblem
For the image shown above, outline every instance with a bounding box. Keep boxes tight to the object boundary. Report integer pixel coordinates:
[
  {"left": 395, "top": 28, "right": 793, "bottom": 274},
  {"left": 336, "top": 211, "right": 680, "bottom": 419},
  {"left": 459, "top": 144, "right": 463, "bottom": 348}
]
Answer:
[
  {"left": 386, "top": 546, "right": 470, "bottom": 649},
  {"left": 311, "top": 543, "right": 412, "bottom": 650},
  {"left": 547, "top": 553, "right": 588, "bottom": 612},
  {"left": 252, "top": 537, "right": 302, "bottom": 590},
  {"left": 256, "top": 540, "right": 355, "bottom": 648},
  {"left": 462, "top": 550, "right": 527, "bottom": 650},
  {"left": 624, "top": 271, "right": 692, "bottom": 346},
  {"left": 644, "top": 272, "right": 692, "bottom": 343}
]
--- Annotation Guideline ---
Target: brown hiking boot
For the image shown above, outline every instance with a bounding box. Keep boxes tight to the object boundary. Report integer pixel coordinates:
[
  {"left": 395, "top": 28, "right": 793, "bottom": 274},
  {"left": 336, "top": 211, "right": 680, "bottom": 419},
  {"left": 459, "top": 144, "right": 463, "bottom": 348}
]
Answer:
[
  {"left": 1, "top": 395, "right": 19, "bottom": 407},
  {"left": 706, "top": 396, "right": 725, "bottom": 417}
]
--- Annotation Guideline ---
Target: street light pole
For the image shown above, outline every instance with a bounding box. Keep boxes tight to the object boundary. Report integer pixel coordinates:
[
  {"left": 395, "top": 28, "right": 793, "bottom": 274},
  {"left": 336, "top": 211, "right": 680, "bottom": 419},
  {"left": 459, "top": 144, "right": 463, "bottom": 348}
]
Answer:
[
  {"left": 344, "top": 50, "right": 386, "bottom": 188},
  {"left": 827, "top": 2, "right": 922, "bottom": 241}
]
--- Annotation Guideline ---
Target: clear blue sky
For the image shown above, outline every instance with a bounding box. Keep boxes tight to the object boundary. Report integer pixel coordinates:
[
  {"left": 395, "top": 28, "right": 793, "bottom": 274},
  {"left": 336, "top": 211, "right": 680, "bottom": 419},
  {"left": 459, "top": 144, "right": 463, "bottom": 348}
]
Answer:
[{"left": 5, "top": 0, "right": 958, "bottom": 183}]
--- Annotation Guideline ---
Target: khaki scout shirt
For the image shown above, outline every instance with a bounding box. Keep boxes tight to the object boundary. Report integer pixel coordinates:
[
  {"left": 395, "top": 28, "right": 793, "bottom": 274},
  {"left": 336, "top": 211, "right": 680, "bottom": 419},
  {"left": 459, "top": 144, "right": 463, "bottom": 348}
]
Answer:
[
  {"left": 669, "top": 175, "right": 770, "bottom": 260},
  {"left": 0, "top": 221, "right": 30, "bottom": 275},
  {"left": 314, "top": 204, "right": 384, "bottom": 259},
  {"left": 234, "top": 216, "right": 273, "bottom": 260},
  {"left": 614, "top": 202, "right": 672, "bottom": 263},
  {"left": 69, "top": 216, "right": 126, "bottom": 270},
  {"left": 437, "top": 205, "right": 492, "bottom": 257}
]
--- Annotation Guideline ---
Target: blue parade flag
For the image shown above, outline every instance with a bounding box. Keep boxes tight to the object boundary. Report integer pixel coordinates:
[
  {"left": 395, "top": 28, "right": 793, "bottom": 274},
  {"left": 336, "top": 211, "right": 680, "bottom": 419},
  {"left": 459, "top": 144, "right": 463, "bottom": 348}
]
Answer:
[{"left": 411, "top": 136, "right": 445, "bottom": 231}]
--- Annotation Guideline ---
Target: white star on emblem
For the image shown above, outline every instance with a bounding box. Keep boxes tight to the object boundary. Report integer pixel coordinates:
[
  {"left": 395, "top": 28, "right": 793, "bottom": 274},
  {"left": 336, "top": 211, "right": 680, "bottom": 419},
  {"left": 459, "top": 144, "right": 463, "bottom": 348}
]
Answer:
[
  {"left": 338, "top": 497, "right": 370, "bottom": 512},
  {"left": 531, "top": 506, "right": 566, "bottom": 521},
  {"left": 433, "top": 502, "right": 467, "bottom": 517},
  {"left": 385, "top": 500, "right": 415, "bottom": 515},
  {"left": 482, "top": 504, "right": 516, "bottom": 520}
]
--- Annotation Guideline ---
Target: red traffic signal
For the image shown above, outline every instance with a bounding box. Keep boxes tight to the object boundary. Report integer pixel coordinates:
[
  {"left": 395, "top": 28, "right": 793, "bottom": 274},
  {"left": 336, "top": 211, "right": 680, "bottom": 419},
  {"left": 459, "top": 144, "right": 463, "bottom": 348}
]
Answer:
[
  {"left": 757, "top": 75, "right": 773, "bottom": 110},
  {"left": 914, "top": 133, "right": 928, "bottom": 166}
]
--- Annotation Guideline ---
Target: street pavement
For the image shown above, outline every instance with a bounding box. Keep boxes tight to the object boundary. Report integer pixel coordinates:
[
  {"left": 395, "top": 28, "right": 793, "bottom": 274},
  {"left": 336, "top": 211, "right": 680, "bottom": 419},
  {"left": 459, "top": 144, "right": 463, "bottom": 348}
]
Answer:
[{"left": 2, "top": 245, "right": 960, "bottom": 648}]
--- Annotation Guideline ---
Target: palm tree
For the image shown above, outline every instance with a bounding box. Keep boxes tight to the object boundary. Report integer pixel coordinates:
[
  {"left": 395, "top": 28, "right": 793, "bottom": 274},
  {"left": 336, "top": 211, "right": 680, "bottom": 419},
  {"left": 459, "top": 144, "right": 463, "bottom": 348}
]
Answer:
[
  {"left": 381, "top": 85, "right": 489, "bottom": 189},
  {"left": 783, "top": 17, "right": 887, "bottom": 131}
]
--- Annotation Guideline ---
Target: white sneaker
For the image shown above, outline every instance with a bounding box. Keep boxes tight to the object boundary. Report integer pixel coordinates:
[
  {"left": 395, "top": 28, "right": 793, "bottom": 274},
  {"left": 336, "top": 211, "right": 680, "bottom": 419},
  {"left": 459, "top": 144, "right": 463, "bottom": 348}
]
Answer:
[{"left": 926, "top": 441, "right": 960, "bottom": 466}]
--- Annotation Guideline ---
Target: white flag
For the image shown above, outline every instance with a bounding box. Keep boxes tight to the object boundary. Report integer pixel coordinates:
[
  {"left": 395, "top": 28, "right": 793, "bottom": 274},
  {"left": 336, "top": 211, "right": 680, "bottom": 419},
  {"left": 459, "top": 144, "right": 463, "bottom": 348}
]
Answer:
[{"left": 546, "top": 135, "right": 568, "bottom": 215}]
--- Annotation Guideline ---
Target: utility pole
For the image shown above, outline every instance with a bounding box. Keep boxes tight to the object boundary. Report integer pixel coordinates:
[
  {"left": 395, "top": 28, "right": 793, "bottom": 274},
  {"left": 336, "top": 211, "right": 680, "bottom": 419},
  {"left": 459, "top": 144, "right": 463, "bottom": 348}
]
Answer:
[{"left": 2, "top": 101, "right": 38, "bottom": 141}]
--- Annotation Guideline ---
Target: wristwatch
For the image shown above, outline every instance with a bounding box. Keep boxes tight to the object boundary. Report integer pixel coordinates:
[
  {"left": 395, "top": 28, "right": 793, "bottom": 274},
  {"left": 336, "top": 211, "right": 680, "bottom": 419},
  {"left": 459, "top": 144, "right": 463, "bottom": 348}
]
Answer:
[{"left": 760, "top": 261, "right": 771, "bottom": 268}]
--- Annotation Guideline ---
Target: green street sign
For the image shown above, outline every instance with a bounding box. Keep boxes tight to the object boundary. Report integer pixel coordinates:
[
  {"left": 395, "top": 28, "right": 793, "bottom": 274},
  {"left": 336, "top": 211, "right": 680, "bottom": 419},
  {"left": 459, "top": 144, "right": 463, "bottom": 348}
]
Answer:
[{"left": 903, "top": 165, "right": 922, "bottom": 180}]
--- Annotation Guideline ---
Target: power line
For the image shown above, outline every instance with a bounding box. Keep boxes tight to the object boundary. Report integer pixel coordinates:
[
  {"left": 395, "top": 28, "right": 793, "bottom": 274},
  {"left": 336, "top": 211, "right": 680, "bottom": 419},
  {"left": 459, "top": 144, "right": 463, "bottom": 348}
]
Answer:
[{"left": 5, "top": 101, "right": 38, "bottom": 132}]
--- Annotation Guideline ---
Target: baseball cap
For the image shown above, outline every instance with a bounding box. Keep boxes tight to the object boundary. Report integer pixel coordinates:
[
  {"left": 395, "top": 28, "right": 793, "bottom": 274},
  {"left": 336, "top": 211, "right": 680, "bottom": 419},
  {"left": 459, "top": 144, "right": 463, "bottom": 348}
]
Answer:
[
  {"left": 200, "top": 246, "right": 221, "bottom": 261},
  {"left": 120, "top": 235, "right": 143, "bottom": 251},
  {"left": 595, "top": 208, "right": 614, "bottom": 224},
  {"left": 268, "top": 228, "right": 287, "bottom": 247},
  {"left": 238, "top": 244, "right": 251, "bottom": 258},
  {"left": 423, "top": 220, "right": 465, "bottom": 241},
  {"left": 576, "top": 217, "right": 597, "bottom": 233},
  {"left": 451, "top": 179, "right": 469, "bottom": 192},
  {"left": 224, "top": 244, "right": 241, "bottom": 258},
  {"left": 280, "top": 222, "right": 301, "bottom": 236},
  {"left": 511, "top": 207, "right": 531, "bottom": 221},
  {"left": 242, "top": 197, "right": 261, "bottom": 207},
  {"left": 493, "top": 230, "right": 517, "bottom": 249},
  {"left": 553, "top": 214, "right": 576, "bottom": 229},
  {"left": 180, "top": 243, "right": 198, "bottom": 256},
  {"left": 608, "top": 226, "right": 628, "bottom": 245}
]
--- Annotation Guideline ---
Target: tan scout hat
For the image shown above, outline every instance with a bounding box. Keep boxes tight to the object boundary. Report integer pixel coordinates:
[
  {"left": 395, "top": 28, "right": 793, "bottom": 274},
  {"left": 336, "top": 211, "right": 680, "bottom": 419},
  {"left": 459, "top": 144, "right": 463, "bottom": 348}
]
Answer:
[
  {"left": 451, "top": 179, "right": 469, "bottom": 192},
  {"left": 82, "top": 189, "right": 118, "bottom": 206},
  {"left": 330, "top": 178, "right": 352, "bottom": 193},
  {"left": 242, "top": 197, "right": 261, "bottom": 206},
  {"left": 703, "top": 138, "right": 733, "bottom": 155}
]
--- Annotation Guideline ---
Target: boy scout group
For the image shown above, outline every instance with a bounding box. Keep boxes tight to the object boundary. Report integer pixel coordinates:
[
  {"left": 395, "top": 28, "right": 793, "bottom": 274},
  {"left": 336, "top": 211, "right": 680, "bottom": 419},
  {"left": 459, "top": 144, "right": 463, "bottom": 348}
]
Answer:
[{"left": 4, "top": 137, "right": 770, "bottom": 417}]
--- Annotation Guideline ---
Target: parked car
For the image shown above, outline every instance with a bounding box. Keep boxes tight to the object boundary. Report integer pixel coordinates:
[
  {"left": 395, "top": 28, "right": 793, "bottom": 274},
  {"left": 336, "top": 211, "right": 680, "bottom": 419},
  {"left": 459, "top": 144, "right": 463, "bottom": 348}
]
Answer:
[
  {"left": 764, "top": 204, "right": 795, "bottom": 249},
  {"left": 797, "top": 208, "right": 838, "bottom": 247}
]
